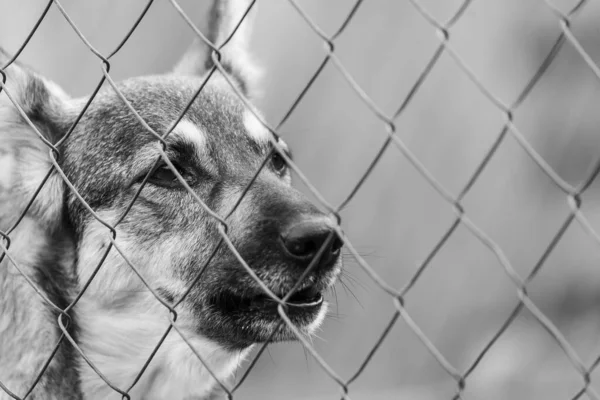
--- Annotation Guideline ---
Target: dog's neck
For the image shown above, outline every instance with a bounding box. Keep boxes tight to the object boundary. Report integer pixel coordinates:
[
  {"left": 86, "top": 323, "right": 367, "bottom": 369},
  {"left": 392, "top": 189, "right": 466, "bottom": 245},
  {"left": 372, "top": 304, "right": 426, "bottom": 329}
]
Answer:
[
  {"left": 68, "top": 212, "right": 250, "bottom": 399},
  {"left": 76, "top": 296, "right": 250, "bottom": 400},
  {"left": 0, "top": 216, "right": 246, "bottom": 399}
]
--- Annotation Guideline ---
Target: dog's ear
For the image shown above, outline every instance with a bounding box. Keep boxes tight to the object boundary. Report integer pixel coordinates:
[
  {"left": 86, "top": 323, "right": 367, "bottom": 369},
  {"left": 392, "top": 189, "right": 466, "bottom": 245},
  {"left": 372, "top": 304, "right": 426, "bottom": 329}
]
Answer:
[
  {"left": 172, "top": 0, "right": 259, "bottom": 98},
  {"left": 0, "top": 48, "right": 70, "bottom": 231}
]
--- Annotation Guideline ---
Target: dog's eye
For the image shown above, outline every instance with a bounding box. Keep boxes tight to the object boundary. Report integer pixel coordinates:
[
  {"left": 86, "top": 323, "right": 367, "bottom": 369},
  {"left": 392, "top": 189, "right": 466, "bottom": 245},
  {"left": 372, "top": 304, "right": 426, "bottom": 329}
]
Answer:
[
  {"left": 147, "top": 164, "right": 181, "bottom": 188},
  {"left": 271, "top": 152, "right": 287, "bottom": 175}
]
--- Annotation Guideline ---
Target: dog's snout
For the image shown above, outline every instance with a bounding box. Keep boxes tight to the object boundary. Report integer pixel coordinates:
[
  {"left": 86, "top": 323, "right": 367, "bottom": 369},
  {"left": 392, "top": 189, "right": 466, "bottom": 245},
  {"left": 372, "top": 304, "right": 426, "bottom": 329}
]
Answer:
[{"left": 280, "top": 218, "right": 343, "bottom": 264}]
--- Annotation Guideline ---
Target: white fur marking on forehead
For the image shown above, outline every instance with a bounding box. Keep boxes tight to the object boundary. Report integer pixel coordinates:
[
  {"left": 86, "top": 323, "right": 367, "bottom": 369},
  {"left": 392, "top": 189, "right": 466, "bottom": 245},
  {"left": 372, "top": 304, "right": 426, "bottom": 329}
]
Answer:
[
  {"left": 243, "top": 110, "right": 271, "bottom": 143},
  {"left": 278, "top": 138, "right": 290, "bottom": 153},
  {"left": 172, "top": 119, "right": 206, "bottom": 149}
]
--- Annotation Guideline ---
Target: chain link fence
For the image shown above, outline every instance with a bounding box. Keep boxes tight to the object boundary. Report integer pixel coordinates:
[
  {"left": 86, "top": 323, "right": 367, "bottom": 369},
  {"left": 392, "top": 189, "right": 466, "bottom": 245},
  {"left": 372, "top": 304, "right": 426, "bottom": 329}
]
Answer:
[{"left": 2, "top": 0, "right": 600, "bottom": 399}]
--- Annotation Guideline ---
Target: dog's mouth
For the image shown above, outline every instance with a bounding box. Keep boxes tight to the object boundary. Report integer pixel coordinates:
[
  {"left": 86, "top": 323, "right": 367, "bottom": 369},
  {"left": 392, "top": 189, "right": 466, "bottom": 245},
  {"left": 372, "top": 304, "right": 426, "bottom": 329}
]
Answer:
[
  {"left": 210, "top": 285, "right": 324, "bottom": 314},
  {"left": 199, "top": 258, "right": 341, "bottom": 348},
  {"left": 201, "top": 283, "right": 328, "bottom": 348}
]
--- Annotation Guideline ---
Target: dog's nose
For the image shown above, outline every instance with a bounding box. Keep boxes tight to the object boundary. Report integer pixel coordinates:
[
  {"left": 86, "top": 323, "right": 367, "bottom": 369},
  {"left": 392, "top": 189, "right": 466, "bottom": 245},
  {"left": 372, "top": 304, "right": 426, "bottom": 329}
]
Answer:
[{"left": 280, "top": 218, "right": 343, "bottom": 264}]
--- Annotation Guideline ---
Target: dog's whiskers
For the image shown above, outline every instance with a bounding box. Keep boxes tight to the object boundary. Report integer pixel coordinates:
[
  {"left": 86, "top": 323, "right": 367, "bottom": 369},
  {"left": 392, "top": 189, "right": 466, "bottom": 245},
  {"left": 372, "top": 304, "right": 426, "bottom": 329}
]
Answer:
[{"left": 336, "top": 275, "right": 364, "bottom": 310}]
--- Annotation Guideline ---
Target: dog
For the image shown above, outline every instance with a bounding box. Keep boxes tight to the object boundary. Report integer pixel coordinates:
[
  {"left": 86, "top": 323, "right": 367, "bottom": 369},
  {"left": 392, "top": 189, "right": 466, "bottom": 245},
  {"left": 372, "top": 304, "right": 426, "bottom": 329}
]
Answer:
[{"left": 0, "top": 1, "right": 342, "bottom": 399}]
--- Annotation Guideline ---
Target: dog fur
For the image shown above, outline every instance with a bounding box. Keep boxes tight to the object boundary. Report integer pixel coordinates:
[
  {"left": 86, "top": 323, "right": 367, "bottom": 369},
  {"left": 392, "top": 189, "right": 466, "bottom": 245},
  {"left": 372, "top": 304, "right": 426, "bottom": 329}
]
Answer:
[{"left": 0, "top": 1, "right": 342, "bottom": 399}]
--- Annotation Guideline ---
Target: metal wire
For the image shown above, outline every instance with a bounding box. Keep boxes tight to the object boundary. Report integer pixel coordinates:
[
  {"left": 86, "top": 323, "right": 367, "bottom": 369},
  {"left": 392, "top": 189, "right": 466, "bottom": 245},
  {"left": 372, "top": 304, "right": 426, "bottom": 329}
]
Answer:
[{"left": 1, "top": 0, "right": 600, "bottom": 399}]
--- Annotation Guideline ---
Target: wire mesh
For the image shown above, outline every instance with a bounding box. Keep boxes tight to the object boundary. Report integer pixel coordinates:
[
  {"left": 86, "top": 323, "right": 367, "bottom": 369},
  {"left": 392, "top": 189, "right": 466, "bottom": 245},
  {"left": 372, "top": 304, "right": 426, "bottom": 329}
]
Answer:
[{"left": 1, "top": 0, "right": 600, "bottom": 399}]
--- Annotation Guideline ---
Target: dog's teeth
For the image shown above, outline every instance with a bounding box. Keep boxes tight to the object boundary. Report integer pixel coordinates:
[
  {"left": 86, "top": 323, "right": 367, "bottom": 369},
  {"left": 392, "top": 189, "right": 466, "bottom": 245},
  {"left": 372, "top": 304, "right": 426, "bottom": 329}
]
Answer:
[{"left": 286, "top": 294, "right": 324, "bottom": 308}]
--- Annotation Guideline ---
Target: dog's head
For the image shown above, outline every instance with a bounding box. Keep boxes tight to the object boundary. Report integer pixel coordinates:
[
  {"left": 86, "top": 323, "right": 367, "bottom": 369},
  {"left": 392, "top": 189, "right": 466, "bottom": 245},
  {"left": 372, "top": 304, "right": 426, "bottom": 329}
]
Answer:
[{"left": 0, "top": 1, "right": 341, "bottom": 351}]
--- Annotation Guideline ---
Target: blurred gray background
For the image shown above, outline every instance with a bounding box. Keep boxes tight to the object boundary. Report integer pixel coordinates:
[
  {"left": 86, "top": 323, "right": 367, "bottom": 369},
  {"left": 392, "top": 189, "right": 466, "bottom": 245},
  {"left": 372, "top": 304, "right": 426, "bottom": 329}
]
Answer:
[{"left": 3, "top": 0, "right": 600, "bottom": 398}]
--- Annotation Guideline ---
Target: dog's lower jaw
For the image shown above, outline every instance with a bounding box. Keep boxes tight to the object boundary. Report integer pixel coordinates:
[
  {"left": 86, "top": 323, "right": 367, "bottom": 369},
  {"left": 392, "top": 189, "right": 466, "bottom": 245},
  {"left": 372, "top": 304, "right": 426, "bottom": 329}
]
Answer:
[{"left": 76, "top": 298, "right": 251, "bottom": 400}]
